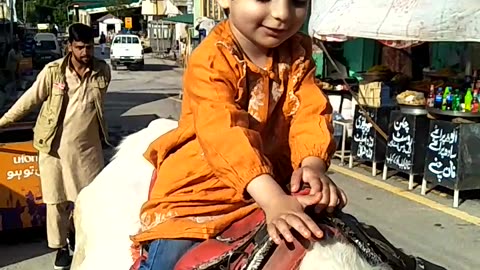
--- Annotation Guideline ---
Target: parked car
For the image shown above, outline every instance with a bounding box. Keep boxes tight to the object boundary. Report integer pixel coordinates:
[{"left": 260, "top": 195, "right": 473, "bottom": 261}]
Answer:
[
  {"left": 32, "top": 33, "right": 62, "bottom": 69},
  {"left": 110, "top": 34, "right": 144, "bottom": 71}
]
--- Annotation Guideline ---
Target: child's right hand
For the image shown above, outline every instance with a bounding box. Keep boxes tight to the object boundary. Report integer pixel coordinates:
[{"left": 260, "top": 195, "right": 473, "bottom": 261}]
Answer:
[
  {"left": 246, "top": 174, "right": 324, "bottom": 245},
  {"left": 263, "top": 194, "right": 324, "bottom": 245}
]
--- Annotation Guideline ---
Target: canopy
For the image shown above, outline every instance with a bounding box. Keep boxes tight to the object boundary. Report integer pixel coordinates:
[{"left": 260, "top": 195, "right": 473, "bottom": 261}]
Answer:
[
  {"left": 162, "top": 14, "right": 194, "bottom": 25},
  {"left": 309, "top": 0, "right": 480, "bottom": 42}
]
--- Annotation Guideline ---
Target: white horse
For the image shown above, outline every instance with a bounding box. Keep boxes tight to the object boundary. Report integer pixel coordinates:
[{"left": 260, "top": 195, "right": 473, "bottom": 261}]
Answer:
[{"left": 71, "top": 118, "right": 391, "bottom": 270}]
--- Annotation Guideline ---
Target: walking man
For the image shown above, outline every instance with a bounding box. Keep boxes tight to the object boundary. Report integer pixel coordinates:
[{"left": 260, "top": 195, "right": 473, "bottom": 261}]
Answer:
[
  {"left": 99, "top": 31, "right": 106, "bottom": 55},
  {"left": 6, "top": 42, "right": 22, "bottom": 86},
  {"left": 0, "top": 23, "right": 111, "bottom": 270}
]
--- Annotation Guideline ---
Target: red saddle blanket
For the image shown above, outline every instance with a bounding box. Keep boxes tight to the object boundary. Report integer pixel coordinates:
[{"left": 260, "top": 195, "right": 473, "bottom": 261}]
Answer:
[
  {"left": 175, "top": 208, "right": 310, "bottom": 270},
  {"left": 130, "top": 209, "right": 311, "bottom": 270},
  {"left": 130, "top": 186, "right": 312, "bottom": 270},
  {"left": 175, "top": 189, "right": 314, "bottom": 270}
]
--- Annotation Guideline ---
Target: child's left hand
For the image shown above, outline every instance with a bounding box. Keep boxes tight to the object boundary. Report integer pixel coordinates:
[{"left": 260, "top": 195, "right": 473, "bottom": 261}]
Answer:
[{"left": 291, "top": 164, "right": 348, "bottom": 214}]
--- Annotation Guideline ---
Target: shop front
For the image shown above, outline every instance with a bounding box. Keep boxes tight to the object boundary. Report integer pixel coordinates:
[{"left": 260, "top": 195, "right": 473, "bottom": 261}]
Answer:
[{"left": 309, "top": 0, "right": 480, "bottom": 208}]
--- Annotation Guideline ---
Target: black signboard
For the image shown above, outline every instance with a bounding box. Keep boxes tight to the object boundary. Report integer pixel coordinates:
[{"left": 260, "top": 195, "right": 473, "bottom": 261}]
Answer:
[
  {"left": 424, "top": 122, "right": 459, "bottom": 188},
  {"left": 424, "top": 121, "right": 480, "bottom": 190},
  {"left": 351, "top": 106, "right": 393, "bottom": 162},
  {"left": 385, "top": 111, "right": 429, "bottom": 174}
]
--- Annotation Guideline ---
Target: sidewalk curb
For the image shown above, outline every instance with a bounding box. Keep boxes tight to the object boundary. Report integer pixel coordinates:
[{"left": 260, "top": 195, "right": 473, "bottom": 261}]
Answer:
[{"left": 330, "top": 164, "right": 480, "bottom": 226}]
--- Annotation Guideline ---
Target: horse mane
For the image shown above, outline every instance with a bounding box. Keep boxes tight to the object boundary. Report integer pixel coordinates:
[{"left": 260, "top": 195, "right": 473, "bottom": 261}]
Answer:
[{"left": 300, "top": 238, "right": 392, "bottom": 270}]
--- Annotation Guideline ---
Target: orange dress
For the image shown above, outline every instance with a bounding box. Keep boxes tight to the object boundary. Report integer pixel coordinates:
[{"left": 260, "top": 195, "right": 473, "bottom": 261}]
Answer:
[{"left": 131, "top": 20, "right": 336, "bottom": 244}]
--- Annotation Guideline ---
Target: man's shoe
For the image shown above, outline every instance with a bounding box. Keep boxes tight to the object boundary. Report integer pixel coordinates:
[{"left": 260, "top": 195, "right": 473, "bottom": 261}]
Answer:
[
  {"left": 67, "top": 230, "right": 76, "bottom": 252},
  {"left": 54, "top": 246, "right": 72, "bottom": 270}
]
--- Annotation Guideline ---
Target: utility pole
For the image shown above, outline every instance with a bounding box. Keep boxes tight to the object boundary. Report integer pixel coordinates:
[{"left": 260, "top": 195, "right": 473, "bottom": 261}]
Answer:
[
  {"left": 193, "top": 0, "right": 201, "bottom": 36},
  {"left": 9, "top": 0, "right": 14, "bottom": 41},
  {"left": 73, "top": 4, "right": 79, "bottom": 23},
  {"left": 153, "top": 0, "right": 159, "bottom": 54}
]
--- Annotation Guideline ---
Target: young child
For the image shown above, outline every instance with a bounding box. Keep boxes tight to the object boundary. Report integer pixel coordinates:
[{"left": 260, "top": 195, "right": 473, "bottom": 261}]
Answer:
[{"left": 132, "top": 0, "right": 347, "bottom": 269}]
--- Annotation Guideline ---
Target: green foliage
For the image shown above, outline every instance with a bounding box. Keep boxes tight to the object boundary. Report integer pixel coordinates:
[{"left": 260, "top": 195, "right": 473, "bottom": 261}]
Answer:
[
  {"left": 105, "top": 0, "right": 131, "bottom": 17},
  {"left": 16, "top": 0, "right": 73, "bottom": 27}
]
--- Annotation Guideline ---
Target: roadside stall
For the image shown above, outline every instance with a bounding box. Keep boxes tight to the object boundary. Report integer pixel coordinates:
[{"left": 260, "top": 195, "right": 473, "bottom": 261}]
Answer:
[{"left": 309, "top": 0, "right": 480, "bottom": 207}]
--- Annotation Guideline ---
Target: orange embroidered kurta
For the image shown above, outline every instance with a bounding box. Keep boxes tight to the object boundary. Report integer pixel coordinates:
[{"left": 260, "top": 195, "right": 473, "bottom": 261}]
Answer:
[{"left": 131, "top": 20, "right": 336, "bottom": 244}]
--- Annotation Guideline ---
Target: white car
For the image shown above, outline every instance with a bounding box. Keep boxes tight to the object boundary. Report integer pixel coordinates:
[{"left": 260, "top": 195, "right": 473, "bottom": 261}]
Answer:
[
  {"left": 33, "top": 33, "right": 63, "bottom": 69},
  {"left": 110, "top": 34, "right": 144, "bottom": 70}
]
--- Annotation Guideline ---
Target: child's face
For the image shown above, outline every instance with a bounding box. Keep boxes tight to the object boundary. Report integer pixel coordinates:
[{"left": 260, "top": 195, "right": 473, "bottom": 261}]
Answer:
[{"left": 221, "top": 0, "right": 309, "bottom": 50}]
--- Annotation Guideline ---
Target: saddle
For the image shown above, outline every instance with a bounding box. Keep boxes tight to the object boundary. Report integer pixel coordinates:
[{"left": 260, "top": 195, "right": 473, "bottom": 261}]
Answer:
[
  {"left": 131, "top": 183, "right": 447, "bottom": 270},
  {"left": 175, "top": 209, "right": 448, "bottom": 270},
  {"left": 175, "top": 189, "right": 314, "bottom": 270},
  {"left": 175, "top": 208, "right": 310, "bottom": 270}
]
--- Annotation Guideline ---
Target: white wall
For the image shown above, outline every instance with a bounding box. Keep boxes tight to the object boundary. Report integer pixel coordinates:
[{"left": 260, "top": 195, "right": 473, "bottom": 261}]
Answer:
[
  {"left": 100, "top": 22, "right": 121, "bottom": 35},
  {"left": 142, "top": 0, "right": 166, "bottom": 15},
  {"left": 79, "top": 10, "right": 91, "bottom": 25}
]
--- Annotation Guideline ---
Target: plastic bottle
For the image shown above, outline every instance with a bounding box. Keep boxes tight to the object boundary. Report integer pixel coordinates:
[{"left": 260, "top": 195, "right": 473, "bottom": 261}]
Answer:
[
  {"left": 465, "top": 88, "right": 473, "bottom": 112},
  {"left": 452, "top": 89, "right": 461, "bottom": 111},
  {"left": 427, "top": 85, "right": 435, "bottom": 108},
  {"left": 472, "top": 89, "right": 479, "bottom": 113},
  {"left": 434, "top": 87, "right": 443, "bottom": 109},
  {"left": 441, "top": 87, "right": 450, "bottom": 110}
]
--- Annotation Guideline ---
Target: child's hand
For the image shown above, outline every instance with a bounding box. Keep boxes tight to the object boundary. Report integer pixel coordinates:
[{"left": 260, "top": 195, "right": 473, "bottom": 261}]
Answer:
[
  {"left": 291, "top": 163, "right": 348, "bottom": 214},
  {"left": 263, "top": 193, "right": 324, "bottom": 245},
  {"left": 246, "top": 173, "right": 326, "bottom": 245}
]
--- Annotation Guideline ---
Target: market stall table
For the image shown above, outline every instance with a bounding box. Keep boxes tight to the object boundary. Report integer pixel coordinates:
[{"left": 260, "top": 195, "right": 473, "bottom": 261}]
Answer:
[
  {"left": 323, "top": 89, "right": 353, "bottom": 115},
  {"left": 349, "top": 105, "right": 395, "bottom": 176},
  {"left": 423, "top": 108, "right": 480, "bottom": 208},
  {"left": 382, "top": 107, "right": 430, "bottom": 190}
]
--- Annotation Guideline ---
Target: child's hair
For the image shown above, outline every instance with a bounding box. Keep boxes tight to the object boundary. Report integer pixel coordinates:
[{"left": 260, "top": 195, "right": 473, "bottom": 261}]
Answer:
[{"left": 223, "top": 8, "right": 230, "bottom": 18}]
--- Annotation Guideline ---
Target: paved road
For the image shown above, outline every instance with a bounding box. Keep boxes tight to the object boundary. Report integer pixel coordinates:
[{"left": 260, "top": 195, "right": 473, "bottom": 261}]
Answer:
[
  {"left": 1, "top": 49, "right": 479, "bottom": 270},
  {"left": 333, "top": 172, "right": 479, "bottom": 270}
]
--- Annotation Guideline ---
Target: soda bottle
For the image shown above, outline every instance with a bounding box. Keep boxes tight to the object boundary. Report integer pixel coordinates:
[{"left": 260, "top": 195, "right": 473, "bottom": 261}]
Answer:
[
  {"left": 427, "top": 85, "right": 435, "bottom": 108},
  {"left": 434, "top": 87, "right": 443, "bottom": 109},
  {"left": 465, "top": 88, "right": 473, "bottom": 112},
  {"left": 441, "top": 87, "right": 450, "bottom": 110},
  {"left": 446, "top": 90, "right": 454, "bottom": 110},
  {"left": 473, "top": 89, "right": 479, "bottom": 113},
  {"left": 452, "top": 89, "right": 461, "bottom": 111}
]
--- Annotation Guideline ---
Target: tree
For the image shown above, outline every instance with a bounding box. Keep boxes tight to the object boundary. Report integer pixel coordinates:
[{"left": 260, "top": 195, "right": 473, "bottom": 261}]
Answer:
[
  {"left": 16, "top": 0, "right": 72, "bottom": 27},
  {"left": 105, "top": 0, "right": 132, "bottom": 18}
]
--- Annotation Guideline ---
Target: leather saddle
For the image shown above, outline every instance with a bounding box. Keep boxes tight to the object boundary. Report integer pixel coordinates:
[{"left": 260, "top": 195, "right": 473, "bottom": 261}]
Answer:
[
  {"left": 174, "top": 189, "right": 315, "bottom": 270},
  {"left": 174, "top": 209, "right": 448, "bottom": 270},
  {"left": 175, "top": 208, "right": 309, "bottom": 270},
  {"left": 131, "top": 175, "right": 447, "bottom": 270}
]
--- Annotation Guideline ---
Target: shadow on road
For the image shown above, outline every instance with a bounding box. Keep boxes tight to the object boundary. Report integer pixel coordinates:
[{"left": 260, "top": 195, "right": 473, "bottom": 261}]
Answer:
[
  {"left": 0, "top": 216, "right": 49, "bottom": 268},
  {"left": 104, "top": 91, "right": 177, "bottom": 118},
  {"left": 141, "top": 63, "right": 178, "bottom": 72},
  {"left": 112, "top": 63, "right": 178, "bottom": 72},
  {"left": 103, "top": 91, "right": 179, "bottom": 145}
]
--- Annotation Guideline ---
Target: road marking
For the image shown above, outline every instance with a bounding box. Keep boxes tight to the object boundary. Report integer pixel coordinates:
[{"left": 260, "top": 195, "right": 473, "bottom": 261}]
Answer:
[
  {"left": 330, "top": 164, "right": 480, "bottom": 226},
  {"left": 168, "top": 96, "right": 182, "bottom": 102}
]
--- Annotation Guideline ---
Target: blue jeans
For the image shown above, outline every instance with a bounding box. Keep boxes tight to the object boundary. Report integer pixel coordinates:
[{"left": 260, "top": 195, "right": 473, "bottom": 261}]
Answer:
[{"left": 139, "top": 239, "right": 199, "bottom": 270}]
